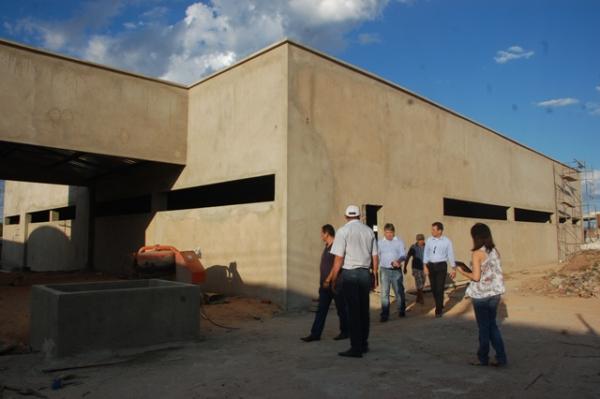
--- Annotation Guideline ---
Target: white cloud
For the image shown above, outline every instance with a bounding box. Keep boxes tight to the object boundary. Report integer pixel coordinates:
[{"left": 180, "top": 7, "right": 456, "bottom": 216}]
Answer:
[
  {"left": 8, "top": 0, "right": 391, "bottom": 85},
  {"left": 536, "top": 98, "right": 579, "bottom": 108},
  {"left": 494, "top": 45, "right": 535, "bottom": 64},
  {"left": 596, "top": 85, "right": 600, "bottom": 92},
  {"left": 585, "top": 102, "right": 600, "bottom": 116},
  {"left": 358, "top": 32, "right": 381, "bottom": 44}
]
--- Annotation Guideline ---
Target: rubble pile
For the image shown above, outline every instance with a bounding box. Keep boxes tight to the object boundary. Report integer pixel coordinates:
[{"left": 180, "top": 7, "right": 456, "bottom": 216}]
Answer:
[{"left": 544, "top": 262, "right": 600, "bottom": 298}]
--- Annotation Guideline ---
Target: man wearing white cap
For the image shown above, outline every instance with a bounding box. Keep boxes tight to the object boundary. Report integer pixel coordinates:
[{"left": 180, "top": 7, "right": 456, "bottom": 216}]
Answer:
[{"left": 330, "top": 205, "right": 379, "bottom": 358}]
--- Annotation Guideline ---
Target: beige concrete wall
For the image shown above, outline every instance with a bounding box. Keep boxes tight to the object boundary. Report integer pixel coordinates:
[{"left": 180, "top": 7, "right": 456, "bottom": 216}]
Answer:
[
  {"left": 92, "top": 45, "right": 289, "bottom": 305},
  {"left": 286, "top": 44, "right": 566, "bottom": 298},
  {"left": 0, "top": 40, "right": 187, "bottom": 164},
  {"left": 1, "top": 181, "right": 88, "bottom": 270}
]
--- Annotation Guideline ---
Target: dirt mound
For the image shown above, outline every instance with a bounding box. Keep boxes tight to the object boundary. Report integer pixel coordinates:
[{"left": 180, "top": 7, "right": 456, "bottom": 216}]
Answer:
[
  {"left": 560, "top": 250, "right": 600, "bottom": 272},
  {"left": 521, "top": 250, "right": 600, "bottom": 298}
]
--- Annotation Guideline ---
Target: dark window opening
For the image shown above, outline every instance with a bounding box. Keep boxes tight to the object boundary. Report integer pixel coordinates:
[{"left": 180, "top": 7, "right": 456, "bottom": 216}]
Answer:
[
  {"left": 96, "top": 195, "right": 151, "bottom": 217},
  {"left": 572, "top": 218, "right": 581, "bottom": 225},
  {"left": 5, "top": 215, "right": 20, "bottom": 225},
  {"left": 514, "top": 208, "right": 553, "bottom": 223},
  {"left": 443, "top": 198, "right": 508, "bottom": 221},
  {"left": 364, "top": 204, "right": 382, "bottom": 239},
  {"left": 166, "top": 174, "right": 275, "bottom": 211},
  {"left": 559, "top": 217, "right": 568, "bottom": 224},
  {"left": 30, "top": 210, "right": 50, "bottom": 223},
  {"left": 54, "top": 206, "right": 76, "bottom": 221}
]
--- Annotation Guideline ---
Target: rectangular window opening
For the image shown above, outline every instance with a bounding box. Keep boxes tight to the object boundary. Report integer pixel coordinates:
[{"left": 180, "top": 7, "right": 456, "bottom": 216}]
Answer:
[
  {"left": 96, "top": 195, "right": 151, "bottom": 217},
  {"left": 53, "top": 206, "right": 76, "bottom": 221},
  {"left": 572, "top": 218, "right": 581, "bottom": 225},
  {"left": 30, "top": 210, "right": 50, "bottom": 223},
  {"left": 443, "top": 198, "right": 508, "bottom": 221},
  {"left": 166, "top": 174, "right": 275, "bottom": 211},
  {"left": 514, "top": 208, "right": 553, "bottom": 223},
  {"left": 5, "top": 215, "right": 20, "bottom": 225},
  {"left": 559, "top": 217, "right": 568, "bottom": 224}
]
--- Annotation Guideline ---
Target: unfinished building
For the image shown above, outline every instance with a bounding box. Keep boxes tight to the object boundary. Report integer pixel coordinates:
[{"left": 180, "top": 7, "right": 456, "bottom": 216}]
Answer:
[{"left": 0, "top": 38, "right": 583, "bottom": 309}]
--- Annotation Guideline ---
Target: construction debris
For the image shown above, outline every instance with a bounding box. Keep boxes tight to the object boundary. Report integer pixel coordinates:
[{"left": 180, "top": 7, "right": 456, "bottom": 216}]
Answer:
[{"left": 524, "top": 250, "right": 600, "bottom": 298}]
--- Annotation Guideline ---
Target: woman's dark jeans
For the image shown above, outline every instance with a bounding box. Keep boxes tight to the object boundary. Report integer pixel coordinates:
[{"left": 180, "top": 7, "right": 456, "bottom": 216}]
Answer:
[{"left": 472, "top": 294, "right": 507, "bottom": 365}]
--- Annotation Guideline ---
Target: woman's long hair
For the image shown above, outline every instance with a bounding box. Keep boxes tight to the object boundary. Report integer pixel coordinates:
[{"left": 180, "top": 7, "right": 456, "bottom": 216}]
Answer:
[{"left": 471, "top": 223, "right": 496, "bottom": 253}]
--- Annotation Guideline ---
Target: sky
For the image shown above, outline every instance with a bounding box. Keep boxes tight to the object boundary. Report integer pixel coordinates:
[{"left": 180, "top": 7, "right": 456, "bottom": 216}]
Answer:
[{"left": 0, "top": 0, "right": 599, "bottom": 215}]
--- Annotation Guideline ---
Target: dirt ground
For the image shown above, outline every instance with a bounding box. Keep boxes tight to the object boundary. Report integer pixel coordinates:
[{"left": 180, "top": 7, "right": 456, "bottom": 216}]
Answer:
[{"left": 1, "top": 256, "right": 600, "bottom": 399}]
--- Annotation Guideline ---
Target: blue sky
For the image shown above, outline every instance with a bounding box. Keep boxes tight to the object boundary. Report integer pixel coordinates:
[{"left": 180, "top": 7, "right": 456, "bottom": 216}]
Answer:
[{"left": 1, "top": 0, "right": 599, "bottom": 213}]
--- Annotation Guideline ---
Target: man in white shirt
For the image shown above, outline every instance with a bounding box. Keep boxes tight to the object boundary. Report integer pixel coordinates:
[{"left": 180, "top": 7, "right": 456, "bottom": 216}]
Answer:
[
  {"left": 330, "top": 205, "right": 379, "bottom": 358},
  {"left": 377, "top": 223, "right": 407, "bottom": 322},
  {"left": 423, "top": 221, "right": 456, "bottom": 318}
]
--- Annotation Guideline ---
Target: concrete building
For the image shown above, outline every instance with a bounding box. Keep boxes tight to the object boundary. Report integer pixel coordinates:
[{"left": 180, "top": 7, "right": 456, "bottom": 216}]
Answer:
[{"left": 0, "top": 38, "right": 583, "bottom": 309}]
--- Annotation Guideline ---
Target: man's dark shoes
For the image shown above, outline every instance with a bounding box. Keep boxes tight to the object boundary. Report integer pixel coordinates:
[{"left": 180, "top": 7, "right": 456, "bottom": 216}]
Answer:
[
  {"left": 361, "top": 345, "right": 369, "bottom": 354},
  {"left": 338, "top": 349, "right": 363, "bottom": 358},
  {"left": 398, "top": 311, "right": 406, "bottom": 318},
  {"left": 300, "top": 335, "right": 320, "bottom": 342},
  {"left": 333, "top": 333, "right": 349, "bottom": 341},
  {"left": 435, "top": 312, "right": 443, "bottom": 318},
  {"left": 490, "top": 360, "right": 507, "bottom": 367},
  {"left": 380, "top": 316, "right": 388, "bottom": 322},
  {"left": 469, "top": 360, "right": 488, "bottom": 366}
]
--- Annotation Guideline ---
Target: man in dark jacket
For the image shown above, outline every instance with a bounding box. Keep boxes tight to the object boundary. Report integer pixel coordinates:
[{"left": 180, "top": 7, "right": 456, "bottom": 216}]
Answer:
[
  {"left": 301, "top": 224, "right": 349, "bottom": 342},
  {"left": 404, "top": 233, "right": 426, "bottom": 304}
]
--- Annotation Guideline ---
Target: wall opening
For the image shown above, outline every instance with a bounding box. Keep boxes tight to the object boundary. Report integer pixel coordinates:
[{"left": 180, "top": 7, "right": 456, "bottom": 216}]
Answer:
[
  {"left": 443, "top": 198, "right": 508, "bottom": 221},
  {"left": 29, "top": 210, "right": 50, "bottom": 223},
  {"left": 54, "top": 206, "right": 76, "bottom": 221},
  {"left": 559, "top": 217, "right": 568, "bottom": 224},
  {"left": 166, "top": 174, "right": 275, "bottom": 211},
  {"left": 514, "top": 208, "right": 553, "bottom": 223},
  {"left": 96, "top": 195, "right": 151, "bottom": 217},
  {"left": 363, "top": 204, "right": 382, "bottom": 239},
  {"left": 5, "top": 215, "right": 20, "bottom": 225}
]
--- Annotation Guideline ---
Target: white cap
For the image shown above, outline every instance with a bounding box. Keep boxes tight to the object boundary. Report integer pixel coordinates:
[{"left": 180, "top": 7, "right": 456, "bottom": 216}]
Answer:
[{"left": 345, "top": 205, "right": 360, "bottom": 217}]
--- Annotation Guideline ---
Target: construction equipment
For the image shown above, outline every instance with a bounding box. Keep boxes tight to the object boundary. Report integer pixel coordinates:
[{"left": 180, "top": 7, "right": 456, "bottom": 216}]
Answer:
[{"left": 133, "top": 245, "right": 206, "bottom": 284}]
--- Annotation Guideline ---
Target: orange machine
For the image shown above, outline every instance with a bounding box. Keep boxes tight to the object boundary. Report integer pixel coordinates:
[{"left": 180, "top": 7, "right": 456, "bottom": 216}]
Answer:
[{"left": 134, "top": 245, "right": 206, "bottom": 284}]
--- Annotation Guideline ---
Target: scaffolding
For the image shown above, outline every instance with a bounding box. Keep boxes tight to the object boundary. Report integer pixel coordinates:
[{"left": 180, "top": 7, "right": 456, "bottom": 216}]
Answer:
[
  {"left": 554, "top": 160, "right": 597, "bottom": 260},
  {"left": 554, "top": 161, "right": 582, "bottom": 260},
  {"left": 576, "top": 160, "right": 599, "bottom": 242}
]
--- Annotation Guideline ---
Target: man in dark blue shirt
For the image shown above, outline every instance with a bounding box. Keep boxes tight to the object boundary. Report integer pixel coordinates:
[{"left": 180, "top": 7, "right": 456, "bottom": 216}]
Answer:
[{"left": 301, "top": 224, "right": 349, "bottom": 342}]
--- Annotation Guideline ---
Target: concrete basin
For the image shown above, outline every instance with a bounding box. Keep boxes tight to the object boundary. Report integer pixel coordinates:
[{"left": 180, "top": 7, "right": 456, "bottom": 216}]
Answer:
[{"left": 30, "top": 279, "right": 201, "bottom": 357}]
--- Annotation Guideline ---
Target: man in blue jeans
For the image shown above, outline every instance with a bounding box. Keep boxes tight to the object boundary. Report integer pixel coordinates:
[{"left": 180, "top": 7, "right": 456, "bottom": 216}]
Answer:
[
  {"left": 330, "top": 205, "right": 379, "bottom": 358},
  {"left": 300, "top": 224, "right": 349, "bottom": 342},
  {"left": 377, "top": 223, "right": 407, "bottom": 322}
]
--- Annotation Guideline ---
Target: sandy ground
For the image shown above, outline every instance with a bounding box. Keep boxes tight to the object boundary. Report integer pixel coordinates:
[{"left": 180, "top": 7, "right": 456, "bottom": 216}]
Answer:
[{"left": 1, "top": 262, "right": 600, "bottom": 399}]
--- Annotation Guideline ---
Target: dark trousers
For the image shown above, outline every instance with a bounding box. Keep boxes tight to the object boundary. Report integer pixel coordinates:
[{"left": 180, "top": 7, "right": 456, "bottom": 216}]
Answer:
[
  {"left": 310, "top": 287, "right": 348, "bottom": 338},
  {"left": 472, "top": 295, "right": 507, "bottom": 365},
  {"left": 342, "top": 268, "right": 371, "bottom": 351},
  {"left": 427, "top": 261, "right": 447, "bottom": 315}
]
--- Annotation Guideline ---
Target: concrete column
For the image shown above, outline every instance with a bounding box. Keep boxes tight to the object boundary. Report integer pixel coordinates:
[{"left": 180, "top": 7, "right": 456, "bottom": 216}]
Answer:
[
  {"left": 507, "top": 207, "right": 515, "bottom": 222},
  {"left": 86, "top": 185, "right": 96, "bottom": 271}
]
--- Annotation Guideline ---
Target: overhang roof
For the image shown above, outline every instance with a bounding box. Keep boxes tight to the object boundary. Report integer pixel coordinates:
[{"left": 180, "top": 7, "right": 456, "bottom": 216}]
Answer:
[{"left": 0, "top": 140, "right": 146, "bottom": 186}]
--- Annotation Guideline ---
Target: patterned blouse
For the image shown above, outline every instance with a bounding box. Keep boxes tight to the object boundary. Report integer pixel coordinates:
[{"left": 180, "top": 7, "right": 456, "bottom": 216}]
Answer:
[{"left": 465, "top": 247, "right": 505, "bottom": 299}]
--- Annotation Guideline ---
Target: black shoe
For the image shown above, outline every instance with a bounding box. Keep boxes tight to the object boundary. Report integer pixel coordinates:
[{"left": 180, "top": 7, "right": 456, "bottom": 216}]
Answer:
[
  {"left": 333, "top": 333, "right": 349, "bottom": 341},
  {"left": 469, "top": 360, "right": 488, "bottom": 366},
  {"left": 300, "top": 335, "right": 320, "bottom": 342},
  {"left": 362, "top": 346, "right": 369, "bottom": 354},
  {"left": 398, "top": 311, "right": 406, "bottom": 318},
  {"left": 380, "top": 316, "right": 388, "bottom": 322},
  {"left": 490, "top": 360, "right": 507, "bottom": 368},
  {"left": 435, "top": 312, "right": 443, "bottom": 318},
  {"left": 338, "top": 349, "right": 363, "bottom": 358}
]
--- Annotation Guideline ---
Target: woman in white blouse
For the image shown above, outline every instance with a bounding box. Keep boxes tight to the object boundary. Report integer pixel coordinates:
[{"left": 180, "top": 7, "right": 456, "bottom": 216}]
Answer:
[{"left": 457, "top": 223, "right": 507, "bottom": 367}]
